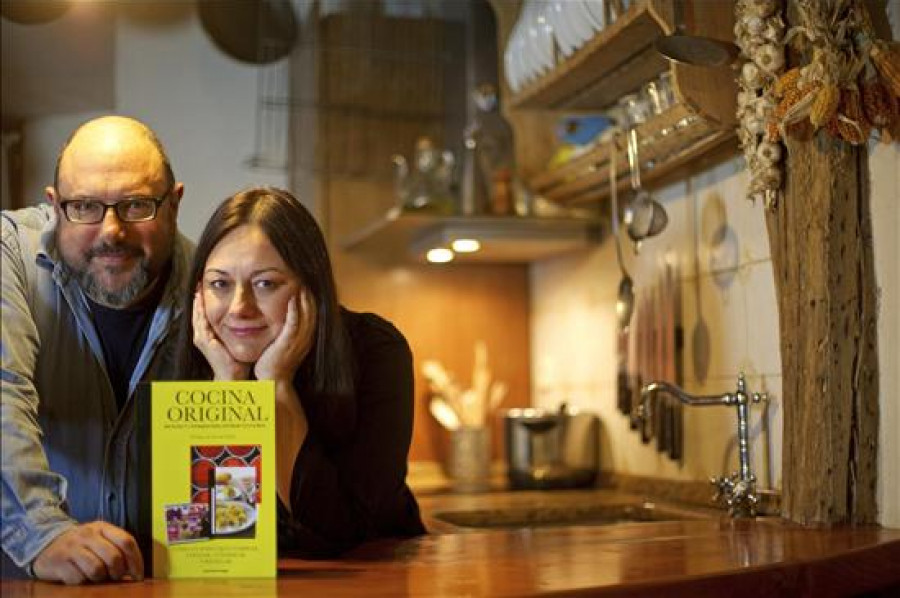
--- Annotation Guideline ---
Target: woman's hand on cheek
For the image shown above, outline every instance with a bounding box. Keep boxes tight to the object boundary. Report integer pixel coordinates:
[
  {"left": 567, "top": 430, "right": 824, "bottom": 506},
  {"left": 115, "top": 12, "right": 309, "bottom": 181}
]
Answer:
[
  {"left": 192, "top": 290, "right": 251, "bottom": 381},
  {"left": 254, "top": 290, "right": 316, "bottom": 383}
]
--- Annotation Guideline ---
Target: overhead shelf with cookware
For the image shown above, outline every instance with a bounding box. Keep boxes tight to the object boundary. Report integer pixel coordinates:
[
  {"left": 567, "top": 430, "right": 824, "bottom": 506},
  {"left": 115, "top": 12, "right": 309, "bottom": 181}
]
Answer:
[
  {"left": 494, "top": 0, "right": 740, "bottom": 207},
  {"left": 338, "top": 129, "right": 604, "bottom": 264},
  {"left": 489, "top": 0, "right": 741, "bottom": 459},
  {"left": 334, "top": 8, "right": 607, "bottom": 267}
]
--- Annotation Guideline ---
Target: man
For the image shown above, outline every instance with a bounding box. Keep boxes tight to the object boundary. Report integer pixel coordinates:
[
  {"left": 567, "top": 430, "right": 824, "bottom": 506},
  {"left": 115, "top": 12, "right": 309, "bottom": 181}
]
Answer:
[{"left": 1, "top": 116, "right": 193, "bottom": 584}]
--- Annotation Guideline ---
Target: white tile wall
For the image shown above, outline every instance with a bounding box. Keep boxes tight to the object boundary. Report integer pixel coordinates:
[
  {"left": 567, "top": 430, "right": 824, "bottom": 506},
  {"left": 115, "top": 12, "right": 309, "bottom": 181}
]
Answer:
[
  {"left": 532, "top": 142, "right": 897, "bottom": 523},
  {"left": 532, "top": 155, "right": 782, "bottom": 486}
]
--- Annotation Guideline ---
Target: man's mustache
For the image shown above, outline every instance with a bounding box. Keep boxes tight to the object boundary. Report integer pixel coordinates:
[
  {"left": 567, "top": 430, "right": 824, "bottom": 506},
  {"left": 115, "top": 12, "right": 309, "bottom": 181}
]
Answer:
[{"left": 86, "top": 242, "right": 143, "bottom": 260}]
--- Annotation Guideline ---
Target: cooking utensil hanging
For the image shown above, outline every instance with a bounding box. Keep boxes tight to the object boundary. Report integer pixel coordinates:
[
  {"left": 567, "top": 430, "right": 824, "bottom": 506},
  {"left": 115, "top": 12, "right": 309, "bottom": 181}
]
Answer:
[
  {"left": 198, "top": 0, "right": 298, "bottom": 64},
  {"left": 610, "top": 132, "right": 636, "bottom": 329},
  {"left": 654, "top": 0, "right": 739, "bottom": 68},
  {"left": 665, "top": 262, "right": 683, "bottom": 461},
  {"left": 610, "top": 131, "right": 636, "bottom": 417},
  {"left": 639, "top": 293, "right": 653, "bottom": 444},
  {"left": 624, "top": 128, "right": 668, "bottom": 251}
]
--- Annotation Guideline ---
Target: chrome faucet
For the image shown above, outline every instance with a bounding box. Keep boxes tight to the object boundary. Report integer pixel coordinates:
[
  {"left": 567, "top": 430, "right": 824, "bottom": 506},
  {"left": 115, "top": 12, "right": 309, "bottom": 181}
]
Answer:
[{"left": 634, "top": 373, "right": 766, "bottom": 517}]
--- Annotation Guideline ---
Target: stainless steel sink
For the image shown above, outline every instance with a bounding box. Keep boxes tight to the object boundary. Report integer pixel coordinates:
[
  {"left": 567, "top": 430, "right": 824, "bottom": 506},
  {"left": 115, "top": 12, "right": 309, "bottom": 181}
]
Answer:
[{"left": 431, "top": 501, "right": 713, "bottom": 530}]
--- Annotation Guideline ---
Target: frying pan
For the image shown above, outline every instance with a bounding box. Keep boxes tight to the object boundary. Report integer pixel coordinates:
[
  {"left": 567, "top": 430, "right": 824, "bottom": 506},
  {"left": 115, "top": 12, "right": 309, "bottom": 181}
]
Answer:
[{"left": 199, "top": 0, "right": 298, "bottom": 64}]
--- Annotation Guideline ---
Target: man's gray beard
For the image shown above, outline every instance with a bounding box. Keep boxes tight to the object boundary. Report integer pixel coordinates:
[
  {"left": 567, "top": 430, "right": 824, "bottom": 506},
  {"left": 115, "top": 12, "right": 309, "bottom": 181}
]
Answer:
[{"left": 66, "top": 259, "right": 152, "bottom": 307}]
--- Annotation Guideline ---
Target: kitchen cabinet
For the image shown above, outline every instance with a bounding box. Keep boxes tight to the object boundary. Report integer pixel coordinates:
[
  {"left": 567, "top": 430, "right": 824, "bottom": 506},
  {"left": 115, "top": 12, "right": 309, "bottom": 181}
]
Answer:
[{"left": 492, "top": 0, "right": 739, "bottom": 206}]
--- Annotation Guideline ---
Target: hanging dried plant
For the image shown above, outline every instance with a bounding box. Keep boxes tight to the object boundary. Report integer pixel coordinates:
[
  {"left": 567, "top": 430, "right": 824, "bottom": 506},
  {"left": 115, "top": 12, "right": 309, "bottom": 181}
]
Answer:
[
  {"left": 769, "top": 0, "right": 898, "bottom": 148},
  {"left": 735, "top": 0, "right": 788, "bottom": 208},
  {"left": 737, "top": 0, "right": 900, "bottom": 208},
  {"left": 860, "top": 76, "right": 898, "bottom": 128},
  {"left": 741, "top": 0, "right": 899, "bottom": 210},
  {"left": 810, "top": 83, "right": 841, "bottom": 127},
  {"left": 869, "top": 41, "right": 900, "bottom": 96}
]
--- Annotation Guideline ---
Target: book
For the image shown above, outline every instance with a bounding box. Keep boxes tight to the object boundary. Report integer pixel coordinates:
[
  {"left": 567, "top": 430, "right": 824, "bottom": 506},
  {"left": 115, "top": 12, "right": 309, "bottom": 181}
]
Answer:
[{"left": 139, "top": 380, "right": 277, "bottom": 578}]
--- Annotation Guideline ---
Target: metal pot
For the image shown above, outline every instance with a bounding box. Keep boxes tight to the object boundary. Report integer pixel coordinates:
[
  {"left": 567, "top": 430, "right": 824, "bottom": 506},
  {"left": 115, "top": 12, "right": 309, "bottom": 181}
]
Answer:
[{"left": 504, "top": 406, "right": 599, "bottom": 490}]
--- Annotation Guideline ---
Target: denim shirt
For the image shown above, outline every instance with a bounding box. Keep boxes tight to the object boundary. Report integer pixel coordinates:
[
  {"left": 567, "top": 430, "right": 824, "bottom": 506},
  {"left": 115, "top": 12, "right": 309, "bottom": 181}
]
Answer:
[{"left": 1, "top": 204, "right": 193, "bottom": 572}]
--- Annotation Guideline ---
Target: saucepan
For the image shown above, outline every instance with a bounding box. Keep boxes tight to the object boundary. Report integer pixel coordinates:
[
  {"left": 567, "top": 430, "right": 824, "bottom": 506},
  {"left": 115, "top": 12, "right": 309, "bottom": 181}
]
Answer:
[{"left": 504, "top": 406, "right": 599, "bottom": 490}]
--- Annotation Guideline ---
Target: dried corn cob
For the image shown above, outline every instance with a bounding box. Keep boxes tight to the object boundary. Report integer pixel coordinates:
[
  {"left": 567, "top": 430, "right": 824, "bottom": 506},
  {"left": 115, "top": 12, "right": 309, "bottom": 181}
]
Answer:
[
  {"left": 773, "top": 81, "right": 819, "bottom": 120},
  {"left": 825, "top": 115, "right": 841, "bottom": 140},
  {"left": 861, "top": 78, "right": 898, "bottom": 128},
  {"left": 774, "top": 67, "right": 802, "bottom": 99},
  {"left": 883, "top": 113, "right": 900, "bottom": 143},
  {"left": 834, "top": 88, "right": 872, "bottom": 145},
  {"left": 870, "top": 41, "right": 900, "bottom": 97},
  {"left": 810, "top": 84, "right": 841, "bottom": 128}
]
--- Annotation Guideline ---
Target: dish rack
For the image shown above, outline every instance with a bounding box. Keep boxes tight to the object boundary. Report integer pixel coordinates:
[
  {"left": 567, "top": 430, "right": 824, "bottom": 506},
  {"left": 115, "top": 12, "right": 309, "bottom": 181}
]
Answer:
[
  {"left": 530, "top": 104, "right": 734, "bottom": 206},
  {"left": 489, "top": 0, "right": 739, "bottom": 206}
]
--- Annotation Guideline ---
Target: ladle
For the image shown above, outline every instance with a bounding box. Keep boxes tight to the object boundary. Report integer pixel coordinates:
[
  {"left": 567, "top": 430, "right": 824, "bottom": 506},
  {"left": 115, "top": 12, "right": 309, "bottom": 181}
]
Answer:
[
  {"left": 623, "top": 129, "right": 668, "bottom": 251},
  {"left": 654, "top": 0, "right": 739, "bottom": 68},
  {"left": 609, "top": 133, "right": 634, "bottom": 328}
]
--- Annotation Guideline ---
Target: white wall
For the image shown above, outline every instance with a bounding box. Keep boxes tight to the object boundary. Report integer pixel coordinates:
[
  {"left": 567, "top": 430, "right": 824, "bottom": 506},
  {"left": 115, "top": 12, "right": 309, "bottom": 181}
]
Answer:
[
  {"left": 531, "top": 156, "right": 782, "bottom": 489},
  {"left": 873, "top": 0, "right": 900, "bottom": 533},
  {"left": 871, "top": 140, "right": 900, "bottom": 529},
  {"left": 22, "top": 111, "right": 105, "bottom": 206},
  {"left": 530, "top": 147, "right": 899, "bottom": 527},
  {"left": 19, "top": 3, "right": 289, "bottom": 242},
  {"left": 114, "top": 6, "right": 288, "bottom": 241}
]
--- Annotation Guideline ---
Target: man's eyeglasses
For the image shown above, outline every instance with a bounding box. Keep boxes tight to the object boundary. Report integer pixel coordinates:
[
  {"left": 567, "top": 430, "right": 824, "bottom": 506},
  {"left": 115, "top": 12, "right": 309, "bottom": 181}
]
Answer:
[{"left": 59, "top": 191, "right": 171, "bottom": 224}]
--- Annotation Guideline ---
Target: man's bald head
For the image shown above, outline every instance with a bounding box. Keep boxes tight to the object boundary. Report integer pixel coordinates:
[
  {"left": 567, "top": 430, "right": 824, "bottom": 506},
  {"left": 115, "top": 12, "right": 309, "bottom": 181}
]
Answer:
[
  {"left": 53, "top": 115, "right": 175, "bottom": 193},
  {"left": 48, "top": 115, "right": 183, "bottom": 308}
]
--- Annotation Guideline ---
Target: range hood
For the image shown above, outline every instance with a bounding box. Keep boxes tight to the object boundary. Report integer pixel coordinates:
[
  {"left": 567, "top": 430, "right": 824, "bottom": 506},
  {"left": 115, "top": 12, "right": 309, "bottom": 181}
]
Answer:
[{"left": 339, "top": 207, "right": 604, "bottom": 264}]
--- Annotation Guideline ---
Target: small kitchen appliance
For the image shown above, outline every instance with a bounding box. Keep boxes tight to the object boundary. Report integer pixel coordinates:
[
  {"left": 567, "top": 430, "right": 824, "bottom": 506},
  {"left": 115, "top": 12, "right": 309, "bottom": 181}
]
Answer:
[{"left": 504, "top": 406, "right": 599, "bottom": 490}]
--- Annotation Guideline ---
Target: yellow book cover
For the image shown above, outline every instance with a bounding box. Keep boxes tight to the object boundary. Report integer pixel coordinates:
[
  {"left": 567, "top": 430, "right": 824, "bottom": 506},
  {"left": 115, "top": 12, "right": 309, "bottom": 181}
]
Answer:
[{"left": 143, "top": 380, "right": 277, "bottom": 578}]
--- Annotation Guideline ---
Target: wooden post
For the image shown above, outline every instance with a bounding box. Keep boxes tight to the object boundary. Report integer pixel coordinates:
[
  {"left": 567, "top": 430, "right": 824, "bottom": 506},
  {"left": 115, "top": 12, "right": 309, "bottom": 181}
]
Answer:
[{"left": 766, "top": 130, "right": 879, "bottom": 524}]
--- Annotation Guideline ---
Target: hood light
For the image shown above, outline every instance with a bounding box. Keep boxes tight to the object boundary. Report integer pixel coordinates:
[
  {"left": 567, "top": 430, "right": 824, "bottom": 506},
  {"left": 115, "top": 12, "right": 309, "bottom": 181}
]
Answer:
[
  {"left": 426, "top": 247, "right": 454, "bottom": 263},
  {"left": 451, "top": 238, "right": 480, "bottom": 253}
]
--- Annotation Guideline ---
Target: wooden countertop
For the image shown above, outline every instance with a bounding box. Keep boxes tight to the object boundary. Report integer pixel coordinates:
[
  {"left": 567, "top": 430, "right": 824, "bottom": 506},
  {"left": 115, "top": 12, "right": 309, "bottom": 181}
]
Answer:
[{"left": 4, "top": 489, "right": 899, "bottom": 597}]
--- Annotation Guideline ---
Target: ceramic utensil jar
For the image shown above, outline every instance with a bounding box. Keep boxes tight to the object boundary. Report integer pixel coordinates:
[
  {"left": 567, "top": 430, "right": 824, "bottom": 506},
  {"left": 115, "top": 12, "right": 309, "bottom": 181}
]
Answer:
[{"left": 449, "top": 427, "right": 491, "bottom": 493}]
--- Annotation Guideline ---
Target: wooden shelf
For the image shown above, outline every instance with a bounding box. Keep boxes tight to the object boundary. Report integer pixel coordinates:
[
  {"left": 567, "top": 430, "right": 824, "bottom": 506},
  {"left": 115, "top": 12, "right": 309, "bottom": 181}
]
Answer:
[
  {"left": 339, "top": 207, "right": 604, "bottom": 264},
  {"left": 528, "top": 103, "right": 735, "bottom": 205},
  {"left": 494, "top": 0, "right": 739, "bottom": 206},
  {"left": 508, "top": 0, "right": 671, "bottom": 111}
]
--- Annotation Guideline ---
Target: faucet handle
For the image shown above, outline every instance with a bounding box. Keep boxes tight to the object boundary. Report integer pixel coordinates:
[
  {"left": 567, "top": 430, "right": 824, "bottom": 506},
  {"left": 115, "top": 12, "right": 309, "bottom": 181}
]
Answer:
[
  {"left": 737, "top": 372, "right": 767, "bottom": 404},
  {"left": 711, "top": 472, "right": 759, "bottom": 517},
  {"left": 736, "top": 372, "right": 747, "bottom": 391},
  {"left": 710, "top": 475, "right": 734, "bottom": 505}
]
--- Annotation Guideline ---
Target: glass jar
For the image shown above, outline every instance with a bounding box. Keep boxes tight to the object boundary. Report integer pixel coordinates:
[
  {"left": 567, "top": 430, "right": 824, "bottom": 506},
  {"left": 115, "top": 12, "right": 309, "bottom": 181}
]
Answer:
[{"left": 618, "top": 92, "right": 651, "bottom": 127}]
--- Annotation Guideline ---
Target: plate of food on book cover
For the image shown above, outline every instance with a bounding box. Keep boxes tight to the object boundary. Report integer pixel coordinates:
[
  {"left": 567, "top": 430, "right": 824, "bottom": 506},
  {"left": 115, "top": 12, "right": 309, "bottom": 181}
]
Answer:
[
  {"left": 215, "top": 501, "right": 256, "bottom": 534},
  {"left": 214, "top": 466, "right": 256, "bottom": 503}
]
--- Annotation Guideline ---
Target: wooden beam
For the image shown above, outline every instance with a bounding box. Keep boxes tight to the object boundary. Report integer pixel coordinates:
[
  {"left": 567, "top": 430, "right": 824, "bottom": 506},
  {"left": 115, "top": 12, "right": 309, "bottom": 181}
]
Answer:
[{"left": 767, "top": 132, "right": 879, "bottom": 524}]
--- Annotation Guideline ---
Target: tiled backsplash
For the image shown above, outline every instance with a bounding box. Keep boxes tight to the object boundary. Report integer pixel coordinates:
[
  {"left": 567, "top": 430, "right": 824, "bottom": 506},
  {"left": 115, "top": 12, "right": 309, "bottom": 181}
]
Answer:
[
  {"left": 532, "top": 140, "right": 899, "bottom": 527},
  {"left": 531, "top": 154, "right": 785, "bottom": 491}
]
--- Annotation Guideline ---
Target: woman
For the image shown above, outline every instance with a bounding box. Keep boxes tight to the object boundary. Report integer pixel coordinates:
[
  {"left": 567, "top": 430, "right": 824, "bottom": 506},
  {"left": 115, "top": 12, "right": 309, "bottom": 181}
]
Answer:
[{"left": 175, "top": 187, "right": 426, "bottom": 557}]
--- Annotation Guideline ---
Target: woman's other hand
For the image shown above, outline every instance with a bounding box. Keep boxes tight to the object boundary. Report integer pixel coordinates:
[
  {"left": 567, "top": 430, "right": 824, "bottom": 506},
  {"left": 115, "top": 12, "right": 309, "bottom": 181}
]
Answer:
[
  {"left": 254, "top": 289, "right": 316, "bottom": 383},
  {"left": 192, "top": 290, "right": 251, "bottom": 380}
]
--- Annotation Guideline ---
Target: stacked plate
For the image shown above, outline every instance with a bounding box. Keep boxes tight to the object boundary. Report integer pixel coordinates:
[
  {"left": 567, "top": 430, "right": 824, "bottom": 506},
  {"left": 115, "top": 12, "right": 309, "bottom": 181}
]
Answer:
[{"left": 505, "top": 0, "right": 631, "bottom": 93}]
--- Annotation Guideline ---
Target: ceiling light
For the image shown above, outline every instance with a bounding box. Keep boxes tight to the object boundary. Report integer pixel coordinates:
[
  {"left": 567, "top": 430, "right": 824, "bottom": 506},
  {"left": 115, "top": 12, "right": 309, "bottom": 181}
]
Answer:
[
  {"left": 451, "top": 238, "right": 480, "bottom": 253},
  {"left": 426, "top": 248, "right": 454, "bottom": 263}
]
